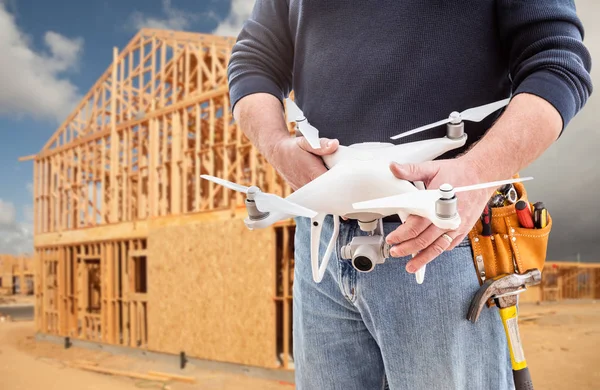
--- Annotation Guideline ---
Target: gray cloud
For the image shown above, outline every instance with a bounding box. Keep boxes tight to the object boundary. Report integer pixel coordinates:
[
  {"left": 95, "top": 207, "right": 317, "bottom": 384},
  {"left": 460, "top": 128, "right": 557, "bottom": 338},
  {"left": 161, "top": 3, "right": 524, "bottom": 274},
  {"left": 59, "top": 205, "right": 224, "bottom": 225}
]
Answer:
[
  {"left": 0, "top": 3, "right": 83, "bottom": 122},
  {"left": 521, "top": 0, "right": 600, "bottom": 262},
  {"left": 128, "top": 0, "right": 219, "bottom": 32},
  {"left": 212, "top": 0, "right": 254, "bottom": 37}
]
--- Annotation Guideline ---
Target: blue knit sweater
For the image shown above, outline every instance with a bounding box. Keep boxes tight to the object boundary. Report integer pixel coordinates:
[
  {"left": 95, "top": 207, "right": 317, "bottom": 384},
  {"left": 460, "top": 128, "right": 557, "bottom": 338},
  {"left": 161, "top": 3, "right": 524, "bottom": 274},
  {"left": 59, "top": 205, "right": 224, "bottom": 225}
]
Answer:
[{"left": 227, "top": 1, "right": 593, "bottom": 154}]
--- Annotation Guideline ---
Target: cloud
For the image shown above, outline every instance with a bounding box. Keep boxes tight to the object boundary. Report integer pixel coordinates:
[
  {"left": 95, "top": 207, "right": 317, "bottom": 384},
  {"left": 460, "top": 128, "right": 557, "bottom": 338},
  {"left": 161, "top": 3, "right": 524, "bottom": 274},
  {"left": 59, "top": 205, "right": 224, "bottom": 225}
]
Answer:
[
  {"left": 0, "top": 199, "right": 32, "bottom": 255},
  {"left": 0, "top": 200, "right": 17, "bottom": 227},
  {"left": 0, "top": 3, "right": 83, "bottom": 122},
  {"left": 128, "top": 0, "right": 216, "bottom": 31},
  {"left": 212, "top": 0, "right": 254, "bottom": 37}
]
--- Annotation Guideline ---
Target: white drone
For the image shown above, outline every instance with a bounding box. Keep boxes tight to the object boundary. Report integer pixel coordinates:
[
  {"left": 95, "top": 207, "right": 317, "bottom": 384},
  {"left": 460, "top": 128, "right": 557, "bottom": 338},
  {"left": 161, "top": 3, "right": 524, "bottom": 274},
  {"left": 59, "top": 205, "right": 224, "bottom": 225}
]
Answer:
[{"left": 201, "top": 97, "right": 531, "bottom": 284}]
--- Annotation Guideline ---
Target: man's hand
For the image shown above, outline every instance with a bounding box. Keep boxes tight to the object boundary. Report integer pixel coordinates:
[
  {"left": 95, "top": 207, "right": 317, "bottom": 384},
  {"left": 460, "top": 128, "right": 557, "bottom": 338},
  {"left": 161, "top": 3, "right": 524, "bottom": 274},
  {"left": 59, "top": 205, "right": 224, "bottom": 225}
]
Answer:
[
  {"left": 233, "top": 93, "right": 339, "bottom": 191},
  {"left": 270, "top": 136, "right": 339, "bottom": 191},
  {"left": 385, "top": 158, "right": 495, "bottom": 274}
]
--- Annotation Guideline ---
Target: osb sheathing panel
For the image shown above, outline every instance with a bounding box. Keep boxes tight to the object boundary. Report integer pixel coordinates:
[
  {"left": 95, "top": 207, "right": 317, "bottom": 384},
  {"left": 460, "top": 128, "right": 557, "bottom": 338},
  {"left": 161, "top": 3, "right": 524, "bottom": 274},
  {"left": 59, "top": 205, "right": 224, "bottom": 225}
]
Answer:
[{"left": 147, "top": 218, "right": 277, "bottom": 368}]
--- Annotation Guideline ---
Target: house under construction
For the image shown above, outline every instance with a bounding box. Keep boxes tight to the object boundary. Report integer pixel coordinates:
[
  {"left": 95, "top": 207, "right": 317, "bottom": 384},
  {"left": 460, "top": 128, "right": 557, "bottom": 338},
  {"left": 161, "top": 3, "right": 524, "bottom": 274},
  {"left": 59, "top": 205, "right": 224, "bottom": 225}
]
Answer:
[
  {"left": 0, "top": 255, "right": 34, "bottom": 296},
  {"left": 24, "top": 28, "right": 296, "bottom": 370},
  {"left": 21, "top": 28, "right": 600, "bottom": 373}
]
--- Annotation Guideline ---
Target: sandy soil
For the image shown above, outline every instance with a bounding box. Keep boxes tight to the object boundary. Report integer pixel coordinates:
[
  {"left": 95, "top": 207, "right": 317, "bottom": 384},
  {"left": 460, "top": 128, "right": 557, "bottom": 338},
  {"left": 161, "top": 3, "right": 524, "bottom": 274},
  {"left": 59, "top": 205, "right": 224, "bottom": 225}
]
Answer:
[
  {"left": 519, "top": 301, "right": 600, "bottom": 390},
  {"left": 0, "top": 322, "right": 292, "bottom": 390},
  {"left": 0, "top": 301, "right": 598, "bottom": 389}
]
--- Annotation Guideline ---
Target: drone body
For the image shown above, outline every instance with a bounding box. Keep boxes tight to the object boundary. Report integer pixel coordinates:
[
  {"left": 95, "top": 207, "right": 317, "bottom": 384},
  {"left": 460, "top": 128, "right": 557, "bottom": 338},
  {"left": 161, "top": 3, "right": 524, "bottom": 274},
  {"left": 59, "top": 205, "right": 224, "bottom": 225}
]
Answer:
[{"left": 201, "top": 97, "right": 530, "bottom": 284}]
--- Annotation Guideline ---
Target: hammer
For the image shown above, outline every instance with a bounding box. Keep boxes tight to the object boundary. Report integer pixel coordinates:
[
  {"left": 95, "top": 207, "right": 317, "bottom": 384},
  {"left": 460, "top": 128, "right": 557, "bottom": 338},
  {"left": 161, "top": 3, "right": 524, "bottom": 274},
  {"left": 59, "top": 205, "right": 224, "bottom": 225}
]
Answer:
[{"left": 467, "top": 269, "right": 542, "bottom": 390}]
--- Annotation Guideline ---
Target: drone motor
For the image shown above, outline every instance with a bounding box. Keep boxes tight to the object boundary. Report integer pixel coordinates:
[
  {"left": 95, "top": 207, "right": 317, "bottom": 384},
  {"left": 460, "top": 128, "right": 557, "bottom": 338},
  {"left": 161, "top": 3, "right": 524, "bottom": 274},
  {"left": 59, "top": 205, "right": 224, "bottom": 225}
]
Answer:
[
  {"left": 243, "top": 186, "right": 270, "bottom": 221},
  {"left": 435, "top": 184, "right": 458, "bottom": 220},
  {"left": 446, "top": 121, "right": 465, "bottom": 140}
]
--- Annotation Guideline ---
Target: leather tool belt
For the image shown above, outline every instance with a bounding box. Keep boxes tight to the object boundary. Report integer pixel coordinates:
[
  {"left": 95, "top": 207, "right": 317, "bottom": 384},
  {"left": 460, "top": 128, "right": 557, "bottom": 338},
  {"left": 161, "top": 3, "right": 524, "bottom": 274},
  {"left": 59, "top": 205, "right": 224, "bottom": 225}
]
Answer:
[{"left": 468, "top": 176, "right": 553, "bottom": 291}]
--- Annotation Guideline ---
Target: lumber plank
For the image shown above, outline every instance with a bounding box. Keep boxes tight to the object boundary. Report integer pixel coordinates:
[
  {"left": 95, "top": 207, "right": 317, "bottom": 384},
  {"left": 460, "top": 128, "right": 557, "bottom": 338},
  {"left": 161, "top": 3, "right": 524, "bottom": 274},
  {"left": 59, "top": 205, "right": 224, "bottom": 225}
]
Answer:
[
  {"left": 69, "top": 363, "right": 168, "bottom": 382},
  {"left": 147, "top": 371, "right": 197, "bottom": 384}
]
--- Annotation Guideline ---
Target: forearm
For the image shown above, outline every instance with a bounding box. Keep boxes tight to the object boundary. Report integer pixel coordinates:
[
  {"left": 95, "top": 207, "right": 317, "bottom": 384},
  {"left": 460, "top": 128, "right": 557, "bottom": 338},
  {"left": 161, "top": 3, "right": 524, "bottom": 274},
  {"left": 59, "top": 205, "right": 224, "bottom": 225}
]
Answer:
[
  {"left": 233, "top": 93, "right": 291, "bottom": 164},
  {"left": 459, "top": 93, "right": 562, "bottom": 182},
  {"left": 467, "top": 0, "right": 593, "bottom": 182}
]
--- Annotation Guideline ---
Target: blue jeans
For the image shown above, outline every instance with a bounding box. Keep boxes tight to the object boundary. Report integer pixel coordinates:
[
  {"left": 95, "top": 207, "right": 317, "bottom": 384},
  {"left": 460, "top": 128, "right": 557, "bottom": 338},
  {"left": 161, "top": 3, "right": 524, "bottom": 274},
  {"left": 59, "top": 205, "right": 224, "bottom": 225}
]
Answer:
[{"left": 293, "top": 216, "right": 514, "bottom": 390}]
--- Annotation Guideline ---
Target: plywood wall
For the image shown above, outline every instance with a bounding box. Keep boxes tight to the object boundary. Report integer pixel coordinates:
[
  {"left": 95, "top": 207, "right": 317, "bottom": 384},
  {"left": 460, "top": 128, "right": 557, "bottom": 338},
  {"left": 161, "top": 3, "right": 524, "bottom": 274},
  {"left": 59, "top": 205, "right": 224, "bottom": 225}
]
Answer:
[{"left": 147, "top": 217, "right": 277, "bottom": 368}]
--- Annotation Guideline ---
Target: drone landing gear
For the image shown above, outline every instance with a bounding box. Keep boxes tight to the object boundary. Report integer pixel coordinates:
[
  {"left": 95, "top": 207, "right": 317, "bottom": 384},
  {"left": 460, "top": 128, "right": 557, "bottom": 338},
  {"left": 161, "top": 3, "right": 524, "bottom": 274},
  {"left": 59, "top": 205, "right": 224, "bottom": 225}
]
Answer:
[{"left": 310, "top": 214, "right": 341, "bottom": 283}]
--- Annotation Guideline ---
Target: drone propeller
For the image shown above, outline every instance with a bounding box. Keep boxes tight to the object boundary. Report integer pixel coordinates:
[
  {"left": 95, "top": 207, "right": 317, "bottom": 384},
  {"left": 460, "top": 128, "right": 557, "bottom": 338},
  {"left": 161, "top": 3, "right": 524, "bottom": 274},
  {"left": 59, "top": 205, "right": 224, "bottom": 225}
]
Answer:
[
  {"left": 352, "top": 176, "right": 533, "bottom": 211},
  {"left": 285, "top": 98, "right": 322, "bottom": 149},
  {"left": 200, "top": 175, "right": 318, "bottom": 218},
  {"left": 390, "top": 98, "right": 511, "bottom": 140}
]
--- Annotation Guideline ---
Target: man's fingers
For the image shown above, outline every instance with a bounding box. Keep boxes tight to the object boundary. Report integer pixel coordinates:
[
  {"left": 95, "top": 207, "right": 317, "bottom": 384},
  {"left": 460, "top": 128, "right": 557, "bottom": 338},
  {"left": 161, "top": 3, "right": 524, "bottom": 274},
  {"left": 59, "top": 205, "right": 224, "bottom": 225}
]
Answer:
[
  {"left": 296, "top": 137, "right": 339, "bottom": 155},
  {"left": 389, "top": 224, "right": 447, "bottom": 258},
  {"left": 446, "top": 232, "right": 468, "bottom": 251},
  {"left": 390, "top": 161, "right": 439, "bottom": 183},
  {"left": 386, "top": 215, "right": 430, "bottom": 245},
  {"left": 405, "top": 232, "right": 456, "bottom": 273}
]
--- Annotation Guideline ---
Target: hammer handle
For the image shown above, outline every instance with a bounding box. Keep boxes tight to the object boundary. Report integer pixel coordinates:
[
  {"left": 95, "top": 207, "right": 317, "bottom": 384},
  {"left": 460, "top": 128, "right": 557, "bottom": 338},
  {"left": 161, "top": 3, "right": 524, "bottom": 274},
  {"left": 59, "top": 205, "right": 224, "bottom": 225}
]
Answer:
[
  {"left": 513, "top": 367, "right": 534, "bottom": 390},
  {"left": 499, "top": 306, "right": 534, "bottom": 389}
]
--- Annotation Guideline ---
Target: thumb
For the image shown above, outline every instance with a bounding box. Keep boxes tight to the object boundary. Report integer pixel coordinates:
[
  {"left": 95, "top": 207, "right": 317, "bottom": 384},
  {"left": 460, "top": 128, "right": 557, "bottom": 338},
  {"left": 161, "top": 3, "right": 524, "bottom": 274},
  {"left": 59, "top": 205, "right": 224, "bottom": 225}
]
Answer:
[
  {"left": 390, "top": 161, "right": 439, "bottom": 183},
  {"left": 296, "top": 137, "right": 339, "bottom": 156}
]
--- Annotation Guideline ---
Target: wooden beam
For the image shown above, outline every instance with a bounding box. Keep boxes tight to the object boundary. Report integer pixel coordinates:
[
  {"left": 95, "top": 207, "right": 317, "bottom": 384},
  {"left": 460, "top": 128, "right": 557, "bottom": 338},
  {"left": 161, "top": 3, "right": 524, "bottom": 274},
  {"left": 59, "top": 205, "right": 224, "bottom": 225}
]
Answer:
[
  {"left": 110, "top": 47, "right": 119, "bottom": 223},
  {"left": 18, "top": 154, "right": 36, "bottom": 162},
  {"left": 33, "top": 207, "right": 257, "bottom": 247},
  {"left": 34, "top": 87, "right": 229, "bottom": 161}
]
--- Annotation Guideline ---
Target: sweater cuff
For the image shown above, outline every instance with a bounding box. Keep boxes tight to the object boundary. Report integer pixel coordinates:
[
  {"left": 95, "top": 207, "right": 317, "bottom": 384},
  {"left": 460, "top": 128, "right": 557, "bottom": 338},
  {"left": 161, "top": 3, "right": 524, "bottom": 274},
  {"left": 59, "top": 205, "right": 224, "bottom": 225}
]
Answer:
[
  {"left": 513, "top": 69, "right": 577, "bottom": 132},
  {"left": 229, "top": 74, "right": 286, "bottom": 113}
]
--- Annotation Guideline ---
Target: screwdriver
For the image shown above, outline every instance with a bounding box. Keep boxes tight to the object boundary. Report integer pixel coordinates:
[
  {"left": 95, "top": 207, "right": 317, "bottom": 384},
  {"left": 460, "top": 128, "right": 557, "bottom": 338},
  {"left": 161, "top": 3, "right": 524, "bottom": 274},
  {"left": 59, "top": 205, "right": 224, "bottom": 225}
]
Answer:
[
  {"left": 533, "top": 202, "right": 548, "bottom": 229},
  {"left": 515, "top": 201, "right": 535, "bottom": 229},
  {"left": 481, "top": 204, "right": 492, "bottom": 236}
]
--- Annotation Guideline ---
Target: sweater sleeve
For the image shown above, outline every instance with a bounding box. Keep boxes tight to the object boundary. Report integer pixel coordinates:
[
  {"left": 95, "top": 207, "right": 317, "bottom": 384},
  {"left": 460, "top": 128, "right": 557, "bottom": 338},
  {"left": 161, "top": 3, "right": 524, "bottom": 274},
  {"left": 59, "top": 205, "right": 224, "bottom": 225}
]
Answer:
[
  {"left": 496, "top": 0, "right": 593, "bottom": 131},
  {"left": 227, "top": 0, "right": 294, "bottom": 112}
]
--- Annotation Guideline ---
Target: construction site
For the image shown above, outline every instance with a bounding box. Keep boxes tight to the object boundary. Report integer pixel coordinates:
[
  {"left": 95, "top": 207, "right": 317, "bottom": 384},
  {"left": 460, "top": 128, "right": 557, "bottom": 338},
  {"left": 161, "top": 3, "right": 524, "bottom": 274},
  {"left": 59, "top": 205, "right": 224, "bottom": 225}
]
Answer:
[
  {"left": 15, "top": 27, "right": 298, "bottom": 372},
  {"left": 1, "top": 27, "right": 599, "bottom": 389}
]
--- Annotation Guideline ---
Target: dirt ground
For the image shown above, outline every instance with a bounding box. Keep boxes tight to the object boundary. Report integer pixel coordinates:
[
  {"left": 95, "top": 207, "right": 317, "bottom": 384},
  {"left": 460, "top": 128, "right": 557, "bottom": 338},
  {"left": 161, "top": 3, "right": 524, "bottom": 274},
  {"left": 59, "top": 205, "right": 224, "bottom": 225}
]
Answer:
[
  {"left": 0, "top": 301, "right": 599, "bottom": 389},
  {"left": 0, "top": 321, "right": 292, "bottom": 390},
  {"left": 519, "top": 301, "right": 600, "bottom": 390}
]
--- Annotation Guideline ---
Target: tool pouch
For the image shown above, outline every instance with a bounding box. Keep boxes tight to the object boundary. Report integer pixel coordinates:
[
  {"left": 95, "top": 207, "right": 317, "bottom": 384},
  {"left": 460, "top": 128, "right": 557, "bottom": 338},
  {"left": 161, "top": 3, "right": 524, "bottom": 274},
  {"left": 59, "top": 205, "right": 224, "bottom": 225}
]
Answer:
[{"left": 468, "top": 179, "right": 553, "bottom": 289}]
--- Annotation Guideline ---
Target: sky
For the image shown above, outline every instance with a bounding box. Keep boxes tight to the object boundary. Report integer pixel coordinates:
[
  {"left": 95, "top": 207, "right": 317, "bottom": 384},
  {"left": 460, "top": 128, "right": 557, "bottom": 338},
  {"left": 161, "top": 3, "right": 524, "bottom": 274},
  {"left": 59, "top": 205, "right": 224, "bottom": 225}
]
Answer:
[
  {"left": 0, "top": 0, "right": 598, "bottom": 262},
  {"left": 0, "top": 0, "right": 254, "bottom": 255}
]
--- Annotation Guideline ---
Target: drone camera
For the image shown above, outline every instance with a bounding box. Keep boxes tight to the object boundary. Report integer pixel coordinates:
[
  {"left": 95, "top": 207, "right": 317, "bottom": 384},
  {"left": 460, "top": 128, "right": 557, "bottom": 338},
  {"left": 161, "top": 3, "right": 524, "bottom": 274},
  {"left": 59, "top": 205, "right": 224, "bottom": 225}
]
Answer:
[{"left": 341, "top": 235, "right": 389, "bottom": 273}]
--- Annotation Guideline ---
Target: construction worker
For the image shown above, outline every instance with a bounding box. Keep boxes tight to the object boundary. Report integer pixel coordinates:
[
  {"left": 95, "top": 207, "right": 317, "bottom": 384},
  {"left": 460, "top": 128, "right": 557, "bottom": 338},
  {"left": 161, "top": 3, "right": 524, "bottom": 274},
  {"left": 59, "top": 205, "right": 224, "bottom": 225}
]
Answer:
[{"left": 226, "top": 1, "right": 593, "bottom": 389}]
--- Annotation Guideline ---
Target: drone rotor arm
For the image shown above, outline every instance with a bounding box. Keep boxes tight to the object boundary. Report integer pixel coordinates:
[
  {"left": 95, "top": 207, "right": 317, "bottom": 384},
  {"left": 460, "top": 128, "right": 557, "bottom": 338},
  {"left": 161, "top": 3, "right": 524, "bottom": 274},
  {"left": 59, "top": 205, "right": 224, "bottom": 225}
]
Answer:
[
  {"left": 254, "top": 192, "right": 318, "bottom": 218},
  {"left": 460, "top": 98, "right": 511, "bottom": 122},
  {"left": 200, "top": 174, "right": 250, "bottom": 193},
  {"left": 389, "top": 98, "right": 512, "bottom": 140},
  {"left": 285, "top": 98, "right": 305, "bottom": 122},
  {"left": 453, "top": 176, "right": 533, "bottom": 193},
  {"left": 390, "top": 118, "right": 452, "bottom": 140},
  {"left": 297, "top": 121, "right": 322, "bottom": 149}
]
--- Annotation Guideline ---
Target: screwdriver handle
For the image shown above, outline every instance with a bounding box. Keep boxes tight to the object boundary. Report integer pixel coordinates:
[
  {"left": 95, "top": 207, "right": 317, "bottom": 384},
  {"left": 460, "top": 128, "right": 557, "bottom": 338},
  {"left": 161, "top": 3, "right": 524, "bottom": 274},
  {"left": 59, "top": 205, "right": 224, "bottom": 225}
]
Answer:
[{"left": 513, "top": 367, "right": 534, "bottom": 390}]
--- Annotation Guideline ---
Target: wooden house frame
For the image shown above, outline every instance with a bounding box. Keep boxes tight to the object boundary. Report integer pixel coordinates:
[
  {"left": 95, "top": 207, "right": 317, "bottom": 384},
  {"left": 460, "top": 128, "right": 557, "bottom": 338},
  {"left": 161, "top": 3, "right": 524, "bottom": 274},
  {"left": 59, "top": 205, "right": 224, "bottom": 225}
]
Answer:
[
  {"left": 21, "top": 28, "right": 296, "bottom": 370},
  {"left": 0, "top": 255, "right": 34, "bottom": 296}
]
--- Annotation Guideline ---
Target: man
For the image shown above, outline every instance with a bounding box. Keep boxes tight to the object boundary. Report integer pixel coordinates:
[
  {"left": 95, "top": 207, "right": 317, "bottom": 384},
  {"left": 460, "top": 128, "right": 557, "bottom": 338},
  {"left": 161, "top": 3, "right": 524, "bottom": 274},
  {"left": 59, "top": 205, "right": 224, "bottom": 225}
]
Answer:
[{"left": 226, "top": 1, "right": 592, "bottom": 389}]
